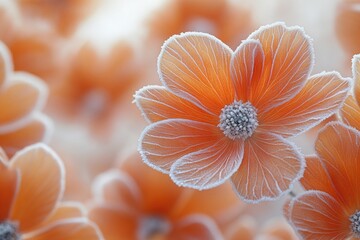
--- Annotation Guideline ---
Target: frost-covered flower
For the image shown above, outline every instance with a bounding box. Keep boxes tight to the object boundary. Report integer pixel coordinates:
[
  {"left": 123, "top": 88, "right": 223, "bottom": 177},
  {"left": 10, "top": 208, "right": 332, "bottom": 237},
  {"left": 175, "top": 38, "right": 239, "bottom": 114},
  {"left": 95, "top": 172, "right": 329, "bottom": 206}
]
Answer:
[
  {"left": 0, "top": 144, "right": 103, "bottom": 239},
  {"left": 286, "top": 122, "right": 360, "bottom": 239},
  {"left": 135, "top": 22, "right": 350, "bottom": 203}
]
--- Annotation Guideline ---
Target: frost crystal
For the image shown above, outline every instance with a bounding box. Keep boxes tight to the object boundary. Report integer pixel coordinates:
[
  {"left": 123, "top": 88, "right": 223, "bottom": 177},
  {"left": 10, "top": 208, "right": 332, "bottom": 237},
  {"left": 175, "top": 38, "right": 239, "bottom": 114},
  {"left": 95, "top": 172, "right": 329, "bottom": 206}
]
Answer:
[
  {"left": 350, "top": 210, "right": 360, "bottom": 238},
  {"left": 218, "top": 101, "right": 258, "bottom": 140},
  {"left": 0, "top": 221, "right": 20, "bottom": 240}
]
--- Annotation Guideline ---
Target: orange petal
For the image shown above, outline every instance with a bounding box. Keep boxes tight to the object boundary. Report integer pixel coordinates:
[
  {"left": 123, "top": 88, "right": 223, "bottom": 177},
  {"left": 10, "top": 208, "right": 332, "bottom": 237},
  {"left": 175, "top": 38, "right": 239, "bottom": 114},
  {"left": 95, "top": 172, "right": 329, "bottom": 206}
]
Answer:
[
  {"left": 158, "top": 32, "right": 234, "bottom": 115},
  {"left": 92, "top": 170, "right": 141, "bottom": 211},
  {"left": 169, "top": 214, "right": 222, "bottom": 240},
  {"left": 0, "top": 158, "right": 18, "bottom": 221},
  {"left": 341, "top": 95, "right": 360, "bottom": 131},
  {"left": 231, "top": 132, "right": 305, "bottom": 203},
  {"left": 230, "top": 39, "right": 264, "bottom": 101},
  {"left": 315, "top": 122, "right": 360, "bottom": 212},
  {"left": 247, "top": 22, "right": 313, "bottom": 112},
  {"left": 259, "top": 218, "right": 297, "bottom": 240},
  {"left": 134, "top": 85, "right": 215, "bottom": 124},
  {"left": 353, "top": 54, "right": 360, "bottom": 105},
  {"left": 0, "top": 73, "right": 47, "bottom": 132},
  {"left": 170, "top": 137, "right": 244, "bottom": 190},
  {"left": 24, "top": 219, "right": 103, "bottom": 240},
  {"left": 0, "top": 114, "right": 52, "bottom": 158},
  {"left": 259, "top": 72, "right": 350, "bottom": 138},
  {"left": 89, "top": 205, "right": 137, "bottom": 240},
  {"left": 223, "top": 215, "right": 255, "bottom": 240},
  {"left": 9, "top": 144, "right": 65, "bottom": 232},
  {"left": 37, "top": 202, "right": 86, "bottom": 228},
  {"left": 288, "top": 190, "right": 350, "bottom": 239},
  {"left": 301, "top": 156, "right": 337, "bottom": 197},
  {"left": 139, "top": 119, "right": 222, "bottom": 173},
  {"left": 0, "top": 42, "right": 12, "bottom": 88}
]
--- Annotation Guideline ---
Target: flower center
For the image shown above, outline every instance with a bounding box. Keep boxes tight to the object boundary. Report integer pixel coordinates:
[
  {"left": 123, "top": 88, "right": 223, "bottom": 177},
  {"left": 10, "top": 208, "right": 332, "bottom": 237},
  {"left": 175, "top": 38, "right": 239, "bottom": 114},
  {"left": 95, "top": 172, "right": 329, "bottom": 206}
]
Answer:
[
  {"left": 0, "top": 221, "right": 20, "bottom": 240},
  {"left": 138, "top": 216, "right": 170, "bottom": 240},
  {"left": 350, "top": 210, "right": 360, "bottom": 238},
  {"left": 218, "top": 101, "right": 258, "bottom": 140}
]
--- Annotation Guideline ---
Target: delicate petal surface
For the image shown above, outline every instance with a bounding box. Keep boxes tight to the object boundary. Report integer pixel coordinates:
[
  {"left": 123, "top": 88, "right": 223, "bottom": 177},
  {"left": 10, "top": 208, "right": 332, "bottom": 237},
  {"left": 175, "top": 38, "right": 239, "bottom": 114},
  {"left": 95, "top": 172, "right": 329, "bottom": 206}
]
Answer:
[
  {"left": 0, "top": 115, "right": 52, "bottom": 157},
  {"left": 231, "top": 132, "right": 304, "bottom": 202},
  {"left": 169, "top": 215, "right": 222, "bottom": 240},
  {"left": 246, "top": 22, "right": 313, "bottom": 112},
  {"left": 9, "top": 144, "right": 65, "bottom": 232},
  {"left": 340, "top": 95, "right": 360, "bottom": 130},
  {"left": 259, "top": 72, "right": 350, "bottom": 137},
  {"left": 37, "top": 202, "right": 86, "bottom": 228},
  {"left": 139, "top": 119, "right": 222, "bottom": 173},
  {"left": 170, "top": 137, "right": 244, "bottom": 190},
  {"left": 288, "top": 191, "right": 349, "bottom": 239},
  {"left": 135, "top": 85, "right": 215, "bottom": 124},
  {"left": 301, "top": 156, "right": 337, "bottom": 197},
  {"left": 231, "top": 39, "right": 264, "bottom": 101},
  {"left": 89, "top": 206, "right": 137, "bottom": 240},
  {"left": 0, "top": 159, "right": 18, "bottom": 221},
  {"left": 24, "top": 219, "right": 103, "bottom": 240},
  {"left": 159, "top": 32, "right": 234, "bottom": 114},
  {"left": 353, "top": 54, "right": 360, "bottom": 105},
  {"left": 315, "top": 122, "right": 360, "bottom": 211},
  {"left": 0, "top": 73, "right": 47, "bottom": 132}
]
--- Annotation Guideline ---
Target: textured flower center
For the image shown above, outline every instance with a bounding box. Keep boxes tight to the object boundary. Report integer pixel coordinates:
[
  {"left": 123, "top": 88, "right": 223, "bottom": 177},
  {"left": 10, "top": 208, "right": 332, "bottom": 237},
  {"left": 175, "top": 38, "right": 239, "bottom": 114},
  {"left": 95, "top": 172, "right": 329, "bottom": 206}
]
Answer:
[
  {"left": 218, "top": 101, "right": 258, "bottom": 140},
  {"left": 0, "top": 221, "right": 20, "bottom": 240},
  {"left": 350, "top": 210, "right": 360, "bottom": 238},
  {"left": 139, "top": 216, "right": 170, "bottom": 240}
]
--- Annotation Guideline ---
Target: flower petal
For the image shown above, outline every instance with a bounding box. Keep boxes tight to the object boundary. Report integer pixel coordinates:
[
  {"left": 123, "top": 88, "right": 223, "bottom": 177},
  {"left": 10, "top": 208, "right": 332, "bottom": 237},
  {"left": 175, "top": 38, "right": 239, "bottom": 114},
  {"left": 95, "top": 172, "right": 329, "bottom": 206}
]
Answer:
[
  {"left": 288, "top": 190, "right": 350, "bottom": 239},
  {"left": 134, "top": 85, "right": 215, "bottom": 124},
  {"left": 353, "top": 54, "right": 360, "bottom": 105},
  {"left": 0, "top": 42, "right": 12, "bottom": 88},
  {"left": 301, "top": 156, "right": 337, "bottom": 196},
  {"left": 139, "top": 119, "right": 222, "bottom": 173},
  {"left": 340, "top": 95, "right": 360, "bottom": 130},
  {"left": 159, "top": 32, "right": 234, "bottom": 114},
  {"left": 259, "top": 72, "right": 350, "bottom": 138},
  {"left": 231, "top": 132, "right": 305, "bottom": 203},
  {"left": 0, "top": 114, "right": 53, "bottom": 158},
  {"left": 231, "top": 39, "right": 264, "bottom": 101},
  {"left": 0, "top": 73, "right": 48, "bottom": 133},
  {"left": 89, "top": 205, "right": 137, "bottom": 240},
  {"left": 315, "top": 122, "right": 360, "bottom": 211},
  {"left": 247, "top": 22, "right": 314, "bottom": 112},
  {"left": 0, "top": 159, "right": 18, "bottom": 221},
  {"left": 92, "top": 169, "right": 141, "bottom": 211},
  {"left": 9, "top": 144, "right": 65, "bottom": 232},
  {"left": 169, "top": 214, "right": 223, "bottom": 240},
  {"left": 36, "top": 202, "right": 86, "bottom": 228},
  {"left": 24, "top": 219, "right": 103, "bottom": 240},
  {"left": 170, "top": 137, "right": 244, "bottom": 190}
]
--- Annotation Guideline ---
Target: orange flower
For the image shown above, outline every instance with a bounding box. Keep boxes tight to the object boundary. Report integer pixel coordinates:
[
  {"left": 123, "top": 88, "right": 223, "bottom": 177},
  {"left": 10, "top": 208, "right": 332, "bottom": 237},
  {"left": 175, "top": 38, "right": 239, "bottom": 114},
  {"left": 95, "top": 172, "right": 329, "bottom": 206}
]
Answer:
[
  {"left": 89, "top": 155, "right": 243, "bottom": 240},
  {"left": 135, "top": 22, "right": 350, "bottom": 203},
  {"left": 286, "top": 122, "right": 360, "bottom": 239},
  {"left": 340, "top": 54, "right": 360, "bottom": 130},
  {"left": 0, "top": 143, "right": 103, "bottom": 239},
  {"left": 0, "top": 42, "right": 52, "bottom": 157}
]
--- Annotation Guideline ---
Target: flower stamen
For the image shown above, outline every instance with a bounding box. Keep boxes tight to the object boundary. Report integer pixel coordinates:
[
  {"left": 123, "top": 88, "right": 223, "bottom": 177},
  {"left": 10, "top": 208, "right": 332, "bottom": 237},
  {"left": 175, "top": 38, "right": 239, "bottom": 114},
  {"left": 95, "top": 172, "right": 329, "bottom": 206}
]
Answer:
[
  {"left": 218, "top": 101, "right": 258, "bottom": 140},
  {"left": 0, "top": 221, "right": 20, "bottom": 240},
  {"left": 350, "top": 210, "right": 360, "bottom": 238}
]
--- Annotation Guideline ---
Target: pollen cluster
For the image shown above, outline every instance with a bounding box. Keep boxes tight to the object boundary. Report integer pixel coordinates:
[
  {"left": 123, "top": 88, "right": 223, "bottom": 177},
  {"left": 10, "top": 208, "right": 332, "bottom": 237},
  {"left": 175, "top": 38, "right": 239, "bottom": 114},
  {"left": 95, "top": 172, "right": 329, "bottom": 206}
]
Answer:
[
  {"left": 218, "top": 100, "right": 258, "bottom": 140},
  {"left": 0, "top": 221, "right": 20, "bottom": 240},
  {"left": 350, "top": 210, "right": 360, "bottom": 237}
]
